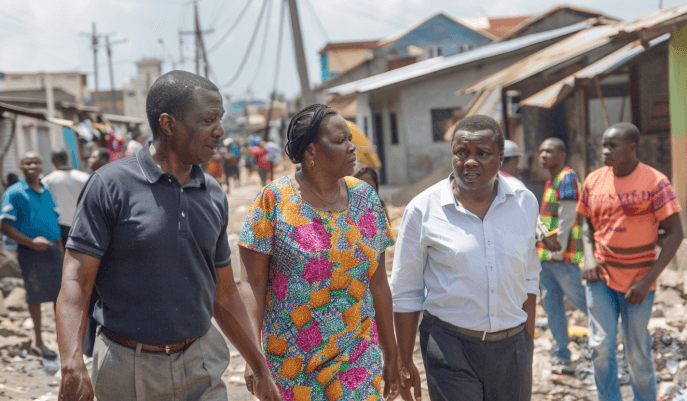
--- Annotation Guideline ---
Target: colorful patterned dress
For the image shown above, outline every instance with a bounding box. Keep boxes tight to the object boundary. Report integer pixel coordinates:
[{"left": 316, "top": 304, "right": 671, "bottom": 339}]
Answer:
[{"left": 238, "top": 175, "right": 394, "bottom": 401}]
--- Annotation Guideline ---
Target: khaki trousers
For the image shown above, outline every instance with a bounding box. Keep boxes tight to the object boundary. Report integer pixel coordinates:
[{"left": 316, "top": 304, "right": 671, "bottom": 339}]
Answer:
[{"left": 91, "top": 324, "right": 230, "bottom": 401}]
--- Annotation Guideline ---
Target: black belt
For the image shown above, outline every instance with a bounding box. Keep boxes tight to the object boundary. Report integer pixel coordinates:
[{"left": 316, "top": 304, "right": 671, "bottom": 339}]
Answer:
[{"left": 423, "top": 311, "right": 525, "bottom": 342}]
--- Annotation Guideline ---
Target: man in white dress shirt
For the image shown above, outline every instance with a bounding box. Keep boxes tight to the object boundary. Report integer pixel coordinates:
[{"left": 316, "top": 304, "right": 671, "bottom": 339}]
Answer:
[{"left": 391, "top": 115, "right": 541, "bottom": 401}]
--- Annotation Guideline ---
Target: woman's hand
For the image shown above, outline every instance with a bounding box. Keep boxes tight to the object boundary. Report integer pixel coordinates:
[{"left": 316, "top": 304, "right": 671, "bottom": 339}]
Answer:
[{"left": 383, "top": 354, "right": 401, "bottom": 400}]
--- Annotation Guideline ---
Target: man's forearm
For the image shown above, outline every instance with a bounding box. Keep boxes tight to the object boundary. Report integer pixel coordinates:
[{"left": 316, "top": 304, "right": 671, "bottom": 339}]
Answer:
[
  {"left": 394, "top": 311, "right": 420, "bottom": 366},
  {"left": 582, "top": 217, "right": 597, "bottom": 267},
  {"left": 213, "top": 291, "right": 269, "bottom": 374},
  {"left": 523, "top": 294, "right": 537, "bottom": 338},
  {"left": 56, "top": 278, "right": 93, "bottom": 368},
  {"left": 643, "top": 214, "right": 684, "bottom": 285}
]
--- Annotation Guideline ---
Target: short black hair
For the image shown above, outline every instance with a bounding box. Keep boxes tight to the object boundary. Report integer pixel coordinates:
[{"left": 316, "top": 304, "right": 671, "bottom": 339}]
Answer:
[
  {"left": 609, "top": 122, "right": 640, "bottom": 146},
  {"left": 51, "top": 148, "right": 69, "bottom": 165},
  {"left": 542, "top": 137, "right": 567, "bottom": 154},
  {"left": 146, "top": 70, "right": 219, "bottom": 139},
  {"left": 93, "top": 147, "right": 110, "bottom": 162},
  {"left": 452, "top": 115, "right": 505, "bottom": 152}
]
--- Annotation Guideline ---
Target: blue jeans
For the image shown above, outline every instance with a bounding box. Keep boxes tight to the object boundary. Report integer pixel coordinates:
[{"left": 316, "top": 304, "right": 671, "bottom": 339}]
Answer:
[
  {"left": 539, "top": 261, "right": 587, "bottom": 361},
  {"left": 586, "top": 281, "right": 656, "bottom": 401}
]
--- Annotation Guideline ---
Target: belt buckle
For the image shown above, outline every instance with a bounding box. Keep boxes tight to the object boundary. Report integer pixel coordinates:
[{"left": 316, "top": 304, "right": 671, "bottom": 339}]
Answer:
[
  {"left": 165, "top": 344, "right": 173, "bottom": 354},
  {"left": 482, "top": 331, "right": 487, "bottom": 341}
]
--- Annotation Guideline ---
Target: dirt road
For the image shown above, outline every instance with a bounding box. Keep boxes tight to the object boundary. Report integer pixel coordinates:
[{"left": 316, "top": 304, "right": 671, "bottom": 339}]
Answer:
[{"left": 2, "top": 169, "right": 687, "bottom": 400}]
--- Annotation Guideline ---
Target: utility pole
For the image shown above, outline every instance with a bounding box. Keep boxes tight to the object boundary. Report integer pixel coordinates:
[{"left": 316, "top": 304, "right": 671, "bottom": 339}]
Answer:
[
  {"left": 103, "top": 34, "right": 127, "bottom": 114},
  {"left": 288, "top": 0, "right": 313, "bottom": 105},
  {"left": 80, "top": 23, "right": 102, "bottom": 94},
  {"left": 180, "top": 0, "right": 213, "bottom": 77}
]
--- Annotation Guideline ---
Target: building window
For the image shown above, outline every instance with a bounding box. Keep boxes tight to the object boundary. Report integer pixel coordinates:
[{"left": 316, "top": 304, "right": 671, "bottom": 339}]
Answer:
[
  {"left": 431, "top": 108, "right": 464, "bottom": 142},
  {"left": 363, "top": 116, "right": 369, "bottom": 137},
  {"left": 437, "top": 47, "right": 443, "bottom": 57},
  {"left": 128, "top": 91, "right": 136, "bottom": 97},
  {"left": 390, "top": 113, "right": 399, "bottom": 145}
]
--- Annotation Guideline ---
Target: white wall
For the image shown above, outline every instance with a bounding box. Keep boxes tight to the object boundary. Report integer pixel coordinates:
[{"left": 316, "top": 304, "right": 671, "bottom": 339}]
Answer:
[{"left": 381, "top": 50, "right": 535, "bottom": 185}]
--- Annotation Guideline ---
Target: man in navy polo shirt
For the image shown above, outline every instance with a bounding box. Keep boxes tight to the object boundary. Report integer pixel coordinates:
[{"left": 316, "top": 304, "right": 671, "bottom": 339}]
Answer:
[
  {"left": 56, "top": 71, "right": 281, "bottom": 401},
  {"left": 1, "top": 152, "right": 62, "bottom": 359}
]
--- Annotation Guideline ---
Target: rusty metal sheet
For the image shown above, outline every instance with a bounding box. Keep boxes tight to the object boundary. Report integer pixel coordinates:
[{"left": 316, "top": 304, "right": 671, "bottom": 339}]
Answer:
[
  {"left": 520, "top": 33, "right": 670, "bottom": 109},
  {"left": 458, "top": 4, "right": 687, "bottom": 96},
  {"left": 457, "top": 23, "right": 622, "bottom": 95}
]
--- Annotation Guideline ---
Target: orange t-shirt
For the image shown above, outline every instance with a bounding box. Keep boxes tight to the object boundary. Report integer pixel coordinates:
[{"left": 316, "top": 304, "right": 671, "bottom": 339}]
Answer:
[{"left": 576, "top": 163, "right": 682, "bottom": 292}]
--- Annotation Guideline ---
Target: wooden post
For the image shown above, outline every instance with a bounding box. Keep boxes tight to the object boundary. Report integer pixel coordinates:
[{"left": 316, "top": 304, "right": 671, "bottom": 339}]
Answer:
[{"left": 594, "top": 76, "right": 610, "bottom": 129}]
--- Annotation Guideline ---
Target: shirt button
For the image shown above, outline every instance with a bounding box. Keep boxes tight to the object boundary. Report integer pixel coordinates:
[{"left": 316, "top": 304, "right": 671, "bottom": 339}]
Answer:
[
  {"left": 491, "top": 289, "right": 495, "bottom": 294},
  {"left": 168, "top": 178, "right": 172, "bottom": 182},
  {"left": 490, "top": 266, "right": 493, "bottom": 271},
  {"left": 181, "top": 211, "right": 185, "bottom": 217},
  {"left": 180, "top": 188, "right": 184, "bottom": 193}
]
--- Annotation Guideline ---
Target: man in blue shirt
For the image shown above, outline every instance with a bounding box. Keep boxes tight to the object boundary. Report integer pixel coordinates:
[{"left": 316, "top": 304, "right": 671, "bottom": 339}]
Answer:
[
  {"left": 1, "top": 152, "right": 63, "bottom": 359},
  {"left": 55, "top": 71, "right": 281, "bottom": 401}
]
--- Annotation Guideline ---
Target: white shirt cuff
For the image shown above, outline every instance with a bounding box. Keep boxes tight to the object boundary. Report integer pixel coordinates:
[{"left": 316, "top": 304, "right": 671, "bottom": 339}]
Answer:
[
  {"left": 526, "top": 278, "right": 540, "bottom": 296},
  {"left": 392, "top": 297, "right": 425, "bottom": 313}
]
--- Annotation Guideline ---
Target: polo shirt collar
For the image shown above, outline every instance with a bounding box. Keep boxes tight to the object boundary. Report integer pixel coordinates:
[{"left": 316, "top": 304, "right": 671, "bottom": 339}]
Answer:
[
  {"left": 137, "top": 143, "right": 206, "bottom": 188},
  {"left": 440, "top": 172, "right": 516, "bottom": 208},
  {"left": 19, "top": 178, "right": 46, "bottom": 194}
]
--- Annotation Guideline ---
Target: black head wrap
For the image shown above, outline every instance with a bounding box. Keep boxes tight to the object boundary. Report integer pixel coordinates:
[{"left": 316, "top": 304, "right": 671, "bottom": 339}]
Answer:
[{"left": 285, "top": 104, "right": 337, "bottom": 163}]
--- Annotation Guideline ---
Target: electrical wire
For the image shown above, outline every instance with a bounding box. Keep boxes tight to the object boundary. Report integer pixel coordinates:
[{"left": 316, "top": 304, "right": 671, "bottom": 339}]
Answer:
[
  {"left": 302, "top": 0, "right": 350, "bottom": 75},
  {"left": 206, "top": 0, "right": 253, "bottom": 54},
  {"left": 271, "top": 0, "right": 287, "bottom": 94},
  {"left": 218, "top": 0, "right": 270, "bottom": 88},
  {"left": 246, "top": 0, "right": 274, "bottom": 91}
]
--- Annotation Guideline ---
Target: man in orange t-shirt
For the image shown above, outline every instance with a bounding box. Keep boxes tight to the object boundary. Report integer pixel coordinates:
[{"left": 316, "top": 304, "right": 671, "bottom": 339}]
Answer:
[{"left": 577, "top": 122, "right": 683, "bottom": 401}]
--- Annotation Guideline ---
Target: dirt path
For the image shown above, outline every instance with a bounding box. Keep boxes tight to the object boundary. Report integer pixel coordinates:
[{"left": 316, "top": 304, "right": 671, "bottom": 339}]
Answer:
[{"left": 2, "top": 168, "right": 687, "bottom": 400}]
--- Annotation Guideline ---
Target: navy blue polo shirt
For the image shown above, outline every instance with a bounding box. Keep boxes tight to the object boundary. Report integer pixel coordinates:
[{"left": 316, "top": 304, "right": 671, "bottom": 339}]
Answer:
[
  {"left": 67, "top": 145, "right": 231, "bottom": 345},
  {"left": 1, "top": 179, "right": 60, "bottom": 241}
]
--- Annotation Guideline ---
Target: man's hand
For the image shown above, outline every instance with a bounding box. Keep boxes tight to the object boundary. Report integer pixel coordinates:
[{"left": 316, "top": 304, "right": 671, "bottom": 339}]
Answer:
[
  {"left": 625, "top": 279, "right": 653, "bottom": 305},
  {"left": 582, "top": 265, "right": 604, "bottom": 282},
  {"left": 541, "top": 236, "right": 562, "bottom": 252},
  {"left": 383, "top": 355, "right": 401, "bottom": 400},
  {"left": 31, "top": 236, "right": 50, "bottom": 252},
  {"left": 252, "top": 368, "right": 283, "bottom": 401},
  {"left": 398, "top": 360, "right": 422, "bottom": 401},
  {"left": 58, "top": 362, "right": 93, "bottom": 401}
]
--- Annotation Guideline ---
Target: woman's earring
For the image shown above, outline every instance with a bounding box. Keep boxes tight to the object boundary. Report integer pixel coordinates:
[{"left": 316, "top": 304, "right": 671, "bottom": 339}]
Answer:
[{"left": 309, "top": 159, "right": 314, "bottom": 166}]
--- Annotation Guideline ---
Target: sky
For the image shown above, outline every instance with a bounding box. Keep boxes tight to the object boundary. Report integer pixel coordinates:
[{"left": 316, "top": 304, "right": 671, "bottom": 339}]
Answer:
[{"left": 0, "top": 0, "right": 682, "bottom": 103}]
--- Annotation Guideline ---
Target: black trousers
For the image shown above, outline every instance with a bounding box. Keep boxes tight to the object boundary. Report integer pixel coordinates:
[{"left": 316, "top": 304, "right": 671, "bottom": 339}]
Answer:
[{"left": 419, "top": 314, "right": 533, "bottom": 401}]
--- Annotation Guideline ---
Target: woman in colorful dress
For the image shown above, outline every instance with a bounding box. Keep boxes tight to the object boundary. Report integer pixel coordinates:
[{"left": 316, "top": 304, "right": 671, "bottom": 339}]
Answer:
[{"left": 238, "top": 104, "right": 402, "bottom": 401}]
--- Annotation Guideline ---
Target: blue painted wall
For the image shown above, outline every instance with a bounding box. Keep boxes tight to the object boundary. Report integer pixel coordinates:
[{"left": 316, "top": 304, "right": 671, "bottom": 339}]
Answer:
[{"left": 377, "top": 14, "right": 492, "bottom": 58}]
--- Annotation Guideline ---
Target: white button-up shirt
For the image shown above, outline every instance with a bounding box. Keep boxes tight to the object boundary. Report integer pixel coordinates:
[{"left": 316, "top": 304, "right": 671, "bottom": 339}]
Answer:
[{"left": 390, "top": 174, "right": 541, "bottom": 332}]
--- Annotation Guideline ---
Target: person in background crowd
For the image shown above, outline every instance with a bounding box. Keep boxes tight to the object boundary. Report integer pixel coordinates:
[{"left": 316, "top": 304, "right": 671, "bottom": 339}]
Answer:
[
  {"left": 207, "top": 151, "right": 225, "bottom": 184},
  {"left": 41, "top": 148, "right": 91, "bottom": 246},
  {"left": 1, "top": 152, "right": 63, "bottom": 359},
  {"left": 578, "top": 122, "right": 683, "bottom": 401},
  {"left": 2, "top": 174, "right": 20, "bottom": 251},
  {"left": 87, "top": 147, "right": 110, "bottom": 172},
  {"left": 124, "top": 131, "right": 146, "bottom": 157},
  {"left": 42, "top": 148, "right": 99, "bottom": 358},
  {"left": 221, "top": 138, "right": 240, "bottom": 192},
  {"left": 500, "top": 139, "right": 522, "bottom": 178},
  {"left": 392, "top": 115, "right": 540, "bottom": 401},
  {"left": 4, "top": 173, "right": 19, "bottom": 188},
  {"left": 353, "top": 167, "right": 390, "bottom": 220},
  {"left": 536, "top": 137, "right": 587, "bottom": 375},
  {"left": 238, "top": 104, "right": 401, "bottom": 400},
  {"left": 56, "top": 70, "right": 281, "bottom": 401},
  {"left": 251, "top": 140, "right": 271, "bottom": 186}
]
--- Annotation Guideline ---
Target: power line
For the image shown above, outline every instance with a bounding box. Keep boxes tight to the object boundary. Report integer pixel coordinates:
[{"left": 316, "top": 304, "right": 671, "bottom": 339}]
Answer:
[
  {"left": 301, "top": 0, "right": 349, "bottom": 74},
  {"left": 206, "top": 0, "right": 253, "bottom": 54},
  {"left": 272, "top": 0, "right": 287, "bottom": 94},
  {"left": 218, "top": 0, "right": 270, "bottom": 88},
  {"left": 247, "top": 0, "right": 275, "bottom": 91}
]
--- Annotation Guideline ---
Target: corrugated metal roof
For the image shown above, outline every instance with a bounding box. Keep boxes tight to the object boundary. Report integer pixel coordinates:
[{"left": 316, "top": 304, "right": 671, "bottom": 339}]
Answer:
[
  {"left": 458, "top": 3, "right": 687, "bottom": 95},
  {"left": 457, "top": 23, "right": 621, "bottom": 95},
  {"left": 521, "top": 33, "right": 670, "bottom": 109},
  {"left": 326, "top": 20, "right": 594, "bottom": 97}
]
